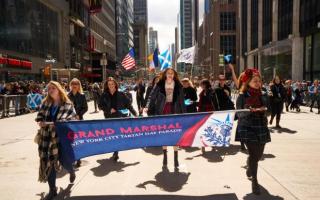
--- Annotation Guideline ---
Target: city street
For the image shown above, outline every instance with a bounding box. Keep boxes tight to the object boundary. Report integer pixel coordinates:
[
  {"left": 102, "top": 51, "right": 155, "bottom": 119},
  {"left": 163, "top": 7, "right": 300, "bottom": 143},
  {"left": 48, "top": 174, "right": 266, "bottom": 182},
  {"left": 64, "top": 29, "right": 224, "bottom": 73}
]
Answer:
[{"left": 0, "top": 94, "right": 320, "bottom": 200}]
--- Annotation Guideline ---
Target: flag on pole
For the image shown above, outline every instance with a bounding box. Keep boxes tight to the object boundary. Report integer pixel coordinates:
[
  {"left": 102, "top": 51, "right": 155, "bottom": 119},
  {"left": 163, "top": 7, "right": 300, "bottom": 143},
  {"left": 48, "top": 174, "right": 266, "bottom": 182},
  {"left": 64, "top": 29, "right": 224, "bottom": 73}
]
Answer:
[
  {"left": 122, "top": 48, "right": 136, "bottom": 70},
  {"left": 153, "top": 48, "right": 159, "bottom": 67},
  {"left": 148, "top": 53, "right": 155, "bottom": 71},
  {"left": 158, "top": 47, "right": 172, "bottom": 71},
  {"left": 177, "top": 46, "right": 195, "bottom": 64}
]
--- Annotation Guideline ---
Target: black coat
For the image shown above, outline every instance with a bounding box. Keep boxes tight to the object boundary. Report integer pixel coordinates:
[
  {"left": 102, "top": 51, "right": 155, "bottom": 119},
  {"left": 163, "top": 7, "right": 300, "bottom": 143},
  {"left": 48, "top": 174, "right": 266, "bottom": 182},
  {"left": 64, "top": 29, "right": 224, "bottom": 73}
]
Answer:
[
  {"left": 68, "top": 92, "right": 88, "bottom": 120},
  {"left": 144, "top": 85, "right": 153, "bottom": 107},
  {"left": 183, "top": 87, "right": 198, "bottom": 113},
  {"left": 147, "top": 80, "right": 186, "bottom": 116},
  {"left": 99, "top": 91, "right": 137, "bottom": 118},
  {"left": 235, "top": 92, "right": 271, "bottom": 144},
  {"left": 214, "top": 84, "right": 233, "bottom": 110},
  {"left": 270, "top": 84, "right": 286, "bottom": 104},
  {"left": 134, "top": 83, "right": 146, "bottom": 101}
]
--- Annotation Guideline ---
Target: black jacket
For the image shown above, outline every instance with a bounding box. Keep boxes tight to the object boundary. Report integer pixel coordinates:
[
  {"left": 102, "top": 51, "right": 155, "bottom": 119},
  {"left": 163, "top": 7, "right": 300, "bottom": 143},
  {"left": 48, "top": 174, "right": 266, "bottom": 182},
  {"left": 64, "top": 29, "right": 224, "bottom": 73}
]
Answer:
[
  {"left": 68, "top": 92, "right": 88, "bottom": 120},
  {"left": 147, "top": 80, "right": 186, "bottom": 116},
  {"left": 144, "top": 85, "right": 154, "bottom": 107},
  {"left": 183, "top": 86, "right": 198, "bottom": 113},
  {"left": 99, "top": 91, "right": 137, "bottom": 118},
  {"left": 214, "top": 84, "right": 233, "bottom": 110},
  {"left": 134, "top": 83, "right": 146, "bottom": 100},
  {"left": 270, "top": 83, "right": 286, "bottom": 104}
]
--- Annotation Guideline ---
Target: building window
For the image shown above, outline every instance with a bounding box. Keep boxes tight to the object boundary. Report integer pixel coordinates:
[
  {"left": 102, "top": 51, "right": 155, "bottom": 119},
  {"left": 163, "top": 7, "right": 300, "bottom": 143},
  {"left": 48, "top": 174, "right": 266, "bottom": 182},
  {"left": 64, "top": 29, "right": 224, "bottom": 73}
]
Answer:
[
  {"left": 304, "top": 35, "right": 312, "bottom": 80},
  {"left": 220, "top": 35, "right": 236, "bottom": 63},
  {"left": 262, "top": 0, "right": 272, "bottom": 45},
  {"left": 313, "top": 33, "right": 320, "bottom": 79},
  {"left": 241, "top": 0, "right": 247, "bottom": 55},
  {"left": 251, "top": 0, "right": 259, "bottom": 49},
  {"left": 220, "top": 12, "right": 236, "bottom": 31},
  {"left": 300, "top": 0, "right": 320, "bottom": 37},
  {"left": 278, "top": 0, "right": 293, "bottom": 40}
]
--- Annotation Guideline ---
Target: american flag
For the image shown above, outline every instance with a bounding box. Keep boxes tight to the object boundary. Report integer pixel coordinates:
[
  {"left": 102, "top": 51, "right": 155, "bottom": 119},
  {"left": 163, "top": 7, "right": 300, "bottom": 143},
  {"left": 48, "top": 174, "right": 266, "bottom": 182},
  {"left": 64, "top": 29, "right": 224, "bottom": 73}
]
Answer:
[{"left": 122, "top": 48, "right": 136, "bottom": 70}]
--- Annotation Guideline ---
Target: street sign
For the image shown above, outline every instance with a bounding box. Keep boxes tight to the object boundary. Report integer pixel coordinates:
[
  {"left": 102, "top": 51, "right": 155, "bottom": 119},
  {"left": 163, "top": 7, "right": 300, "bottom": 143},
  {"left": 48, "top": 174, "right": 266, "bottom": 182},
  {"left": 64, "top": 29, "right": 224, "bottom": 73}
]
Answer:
[{"left": 219, "top": 54, "right": 224, "bottom": 67}]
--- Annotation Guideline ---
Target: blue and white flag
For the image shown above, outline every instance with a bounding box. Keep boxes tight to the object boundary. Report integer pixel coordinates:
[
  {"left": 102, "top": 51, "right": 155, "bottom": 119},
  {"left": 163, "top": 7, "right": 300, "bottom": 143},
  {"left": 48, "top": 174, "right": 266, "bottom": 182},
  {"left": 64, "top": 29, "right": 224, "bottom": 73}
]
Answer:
[
  {"left": 27, "top": 93, "right": 43, "bottom": 110},
  {"left": 158, "top": 48, "right": 172, "bottom": 71}
]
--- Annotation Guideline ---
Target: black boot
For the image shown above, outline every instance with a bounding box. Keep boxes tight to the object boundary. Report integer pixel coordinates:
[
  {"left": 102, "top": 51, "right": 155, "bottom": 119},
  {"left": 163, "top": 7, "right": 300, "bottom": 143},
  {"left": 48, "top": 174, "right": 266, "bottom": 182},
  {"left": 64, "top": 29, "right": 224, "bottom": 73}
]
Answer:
[
  {"left": 269, "top": 116, "right": 274, "bottom": 125},
  {"left": 174, "top": 151, "right": 179, "bottom": 169},
  {"left": 44, "top": 188, "right": 57, "bottom": 200},
  {"left": 252, "top": 177, "right": 261, "bottom": 195},
  {"left": 310, "top": 108, "right": 313, "bottom": 112},
  {"left": 246, "top": 158, "right": 252, "bottom": 178},
  {"left": 276, "top": 118, "right": 282, "bottom": 129},
  {"left": 112, "top": 152, "right": 119, "bottom": 162},
  {"left": 163, "top": 150, "right": 168, "bottom": 166},
  {"left": 75, "top": 160, "right": 81, "bottom": 168},
  {"left": 69, "top": 171, "right": 76, "bottom": 184}
]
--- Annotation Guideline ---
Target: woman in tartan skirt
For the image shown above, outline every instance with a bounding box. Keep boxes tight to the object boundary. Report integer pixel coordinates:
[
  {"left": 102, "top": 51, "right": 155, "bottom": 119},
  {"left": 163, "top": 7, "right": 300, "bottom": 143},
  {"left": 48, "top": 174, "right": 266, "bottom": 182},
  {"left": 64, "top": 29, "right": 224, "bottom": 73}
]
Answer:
[
  {"left": 145, "top": 68, "right": 186, "bottom": 170},
  {"left": 235, "top": 69, "right": 271, "bottom": 195}
]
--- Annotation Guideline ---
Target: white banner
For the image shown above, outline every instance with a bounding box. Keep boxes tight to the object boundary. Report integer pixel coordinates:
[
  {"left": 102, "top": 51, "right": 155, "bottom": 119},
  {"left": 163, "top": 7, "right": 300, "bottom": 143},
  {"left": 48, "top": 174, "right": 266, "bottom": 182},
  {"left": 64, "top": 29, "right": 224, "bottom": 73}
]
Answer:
[{"left": 177, "top": 46, "right": 195, "bottom": 64}]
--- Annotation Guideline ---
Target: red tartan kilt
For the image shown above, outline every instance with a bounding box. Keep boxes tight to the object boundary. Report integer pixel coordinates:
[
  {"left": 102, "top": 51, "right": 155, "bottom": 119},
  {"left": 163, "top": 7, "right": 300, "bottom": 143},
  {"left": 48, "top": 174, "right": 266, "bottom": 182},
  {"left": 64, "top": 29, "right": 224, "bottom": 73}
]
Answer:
[{"left": 163, "top": 102, "right": 173, "bottom": 114}]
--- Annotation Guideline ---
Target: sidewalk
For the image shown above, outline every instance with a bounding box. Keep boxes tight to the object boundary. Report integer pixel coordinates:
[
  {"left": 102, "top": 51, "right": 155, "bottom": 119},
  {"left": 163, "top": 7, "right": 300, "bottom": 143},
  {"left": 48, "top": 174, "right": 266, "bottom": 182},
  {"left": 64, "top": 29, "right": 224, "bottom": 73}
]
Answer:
[{"left": 0, "top": 102, "right": 319, "bottom": 200}]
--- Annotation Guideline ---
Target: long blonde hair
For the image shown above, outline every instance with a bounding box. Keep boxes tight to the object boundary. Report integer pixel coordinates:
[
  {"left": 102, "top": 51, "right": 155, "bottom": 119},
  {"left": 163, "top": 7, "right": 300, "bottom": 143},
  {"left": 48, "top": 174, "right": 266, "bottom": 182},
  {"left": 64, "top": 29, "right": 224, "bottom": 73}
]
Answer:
[
  {"left": 43, "top": 81, "right": 71, "bottom": 104},
  {"left": 69, "top": 78, "right": 84, "bottom": 94}
]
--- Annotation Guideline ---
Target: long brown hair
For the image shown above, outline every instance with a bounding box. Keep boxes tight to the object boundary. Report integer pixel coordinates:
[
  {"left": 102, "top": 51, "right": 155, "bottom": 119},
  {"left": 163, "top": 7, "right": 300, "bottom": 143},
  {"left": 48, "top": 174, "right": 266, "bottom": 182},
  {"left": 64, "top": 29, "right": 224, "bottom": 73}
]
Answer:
[
  {"left": 69, "top": 78, "right": 84, "bottom": 94},
  {"left": 103, "top": 77, "right": 119, "bottom": 92},
  {"left": 159, "top": 68, "right": 180, "bottom": 83},
  {"left": 43, "top": 81, "right": 71, "bottom": 104}
]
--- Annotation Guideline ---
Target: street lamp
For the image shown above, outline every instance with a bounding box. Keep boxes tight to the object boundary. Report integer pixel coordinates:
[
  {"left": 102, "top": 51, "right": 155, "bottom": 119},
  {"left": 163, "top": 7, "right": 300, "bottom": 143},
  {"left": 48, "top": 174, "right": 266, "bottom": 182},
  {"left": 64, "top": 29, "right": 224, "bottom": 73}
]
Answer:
[{"left": 100, "top": 53, "right": 108, "bottom": 83}]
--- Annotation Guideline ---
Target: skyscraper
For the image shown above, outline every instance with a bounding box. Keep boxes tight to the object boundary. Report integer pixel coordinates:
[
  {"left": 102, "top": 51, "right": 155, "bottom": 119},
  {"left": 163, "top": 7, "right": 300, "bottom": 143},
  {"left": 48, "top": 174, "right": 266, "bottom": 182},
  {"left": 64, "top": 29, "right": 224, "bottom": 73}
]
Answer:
[
  {"left": 116, "top": 0, "right": 134, "bottom": 66},
  {"left": 133, "top": 0, "right": 148, "bottom": 75},
  {"left": 148, "top": 27, "right": 158, "bottom": 54}
]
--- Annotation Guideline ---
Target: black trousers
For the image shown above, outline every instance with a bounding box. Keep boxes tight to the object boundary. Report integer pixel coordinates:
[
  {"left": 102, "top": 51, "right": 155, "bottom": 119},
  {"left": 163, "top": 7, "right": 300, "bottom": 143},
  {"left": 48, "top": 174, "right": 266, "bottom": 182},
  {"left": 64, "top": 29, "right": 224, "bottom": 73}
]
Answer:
[
  {"left": 245, "top": 143, "right": 265, "bottom": 178},
  {"left": 136, "top": 97, "right": 144, "bottom": 112},
  {"left": 271, "top": 102, "right": 283, "bottom": 121},
  {"left": 310, "top": 99, "right": 320, "bottom": 110}
]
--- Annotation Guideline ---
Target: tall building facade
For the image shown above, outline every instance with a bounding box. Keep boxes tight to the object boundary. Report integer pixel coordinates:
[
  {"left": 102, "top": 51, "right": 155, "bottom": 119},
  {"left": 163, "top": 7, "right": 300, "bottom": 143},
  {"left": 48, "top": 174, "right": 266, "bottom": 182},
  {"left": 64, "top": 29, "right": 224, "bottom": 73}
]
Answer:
[
  {"left": 197, "top": 0, "right": 240, "bottom": 78},
  {"left": 133, "top": 0, "right": 148, "bottom": 76},
  {"left": 179, "top": 0, "right": 199, "bottom": 75},
  {"left": 0, "top": 0, "right": 70, "bottom": 81},
  {"left": 148, "top": 27, "right": 158, "bottom": 54},
  {"left": 239, "top": 0, "right": 310, "bottom": 81},
  {"left": 88, "top": 0, "right": 117, "bottom": 81},
  {"left": 115, "top": 0, "right": 134, "bottom": 68}
]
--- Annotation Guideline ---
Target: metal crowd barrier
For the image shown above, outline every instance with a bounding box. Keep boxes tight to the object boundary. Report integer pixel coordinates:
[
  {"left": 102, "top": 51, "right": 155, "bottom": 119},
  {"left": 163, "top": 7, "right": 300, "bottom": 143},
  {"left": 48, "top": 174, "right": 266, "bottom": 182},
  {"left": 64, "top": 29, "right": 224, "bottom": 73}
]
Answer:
[{"left": 0, "top": 95, "right": 28, "bottom": 118}]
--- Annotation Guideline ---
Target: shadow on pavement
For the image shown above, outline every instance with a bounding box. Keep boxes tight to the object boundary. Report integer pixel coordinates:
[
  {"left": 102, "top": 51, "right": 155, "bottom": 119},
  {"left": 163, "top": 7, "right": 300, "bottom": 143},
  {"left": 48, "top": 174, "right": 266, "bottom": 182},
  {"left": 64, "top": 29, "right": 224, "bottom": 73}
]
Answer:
[
  {"left": 182, "top": 147, "right": 201, "bottom": 153},
  {"left": 142, "top": 147, "right": 163, "bottom": 156},
  {"left": 185, "top": 145, "right": 242, "bottom": 163},
  {"left": 269, "top": 127, "right": 297, "bottom": 134},
  {"left": 60, "top": 194, "right": 239, "bottom": 200},
  {"left": 90, "top": 158, "right": 140, "bottom": 177},
  {"left": 243, "top": 185, "right": 284, "bottom": 200},
  {"left": 261, "top": 154, "right": 276, "bottom": 160},
  {"left": 136, "top": 166, "right": 191, "bottom": 192}
]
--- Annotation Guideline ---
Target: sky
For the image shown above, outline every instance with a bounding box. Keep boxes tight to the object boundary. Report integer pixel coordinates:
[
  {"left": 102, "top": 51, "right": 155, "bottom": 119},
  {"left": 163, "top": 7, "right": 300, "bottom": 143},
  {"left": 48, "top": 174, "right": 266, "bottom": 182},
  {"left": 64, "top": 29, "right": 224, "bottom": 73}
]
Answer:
[{"left": 148, "top": 0, "right": 204, "bottom": 52}]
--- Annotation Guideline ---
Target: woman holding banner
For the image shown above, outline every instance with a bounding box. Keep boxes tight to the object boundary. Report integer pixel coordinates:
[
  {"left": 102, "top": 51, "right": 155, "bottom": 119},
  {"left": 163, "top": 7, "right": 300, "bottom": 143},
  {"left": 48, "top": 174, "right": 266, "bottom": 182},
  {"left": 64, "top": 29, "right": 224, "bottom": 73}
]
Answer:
[
  {"left": 145, "top": 68, "right": 186, "bottom": 170},
  {"left": 68, "top": 78, "right": 88, "bottom": 168},
  {"left": 99, "top": 77, "right": 137, "bottom": 162},
  {"left": 235, "top": 69, "right": 271, "bottom": 195},
  {"left": 35, "top": 81, "right": 77, "bottom": 200}
]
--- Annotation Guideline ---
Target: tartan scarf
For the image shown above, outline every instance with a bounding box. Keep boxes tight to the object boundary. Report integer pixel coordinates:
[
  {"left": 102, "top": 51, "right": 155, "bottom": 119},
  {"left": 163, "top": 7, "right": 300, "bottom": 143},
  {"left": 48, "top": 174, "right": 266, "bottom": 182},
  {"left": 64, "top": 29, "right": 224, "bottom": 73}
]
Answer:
[
  {"left": 36, "top": 101, "right": 76, "bottom": 182},
  {"left": 245, "top": 87, "right": 262, "bottom": 108}
]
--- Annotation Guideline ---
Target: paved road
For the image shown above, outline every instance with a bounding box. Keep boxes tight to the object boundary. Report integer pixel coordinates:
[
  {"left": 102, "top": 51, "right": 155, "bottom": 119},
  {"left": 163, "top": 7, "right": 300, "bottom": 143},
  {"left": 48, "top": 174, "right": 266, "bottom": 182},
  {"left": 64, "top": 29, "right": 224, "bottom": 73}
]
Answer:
[{"left": 0, "top": 93, "right": 320, "bottom": 200}]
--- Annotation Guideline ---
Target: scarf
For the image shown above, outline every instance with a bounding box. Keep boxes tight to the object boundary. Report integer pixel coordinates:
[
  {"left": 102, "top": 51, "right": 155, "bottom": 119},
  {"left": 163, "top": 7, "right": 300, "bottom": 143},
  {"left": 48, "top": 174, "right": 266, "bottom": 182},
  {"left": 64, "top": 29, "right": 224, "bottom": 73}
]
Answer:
[{"left": 245, "top": 88, "right": 262, "bottom": 108}]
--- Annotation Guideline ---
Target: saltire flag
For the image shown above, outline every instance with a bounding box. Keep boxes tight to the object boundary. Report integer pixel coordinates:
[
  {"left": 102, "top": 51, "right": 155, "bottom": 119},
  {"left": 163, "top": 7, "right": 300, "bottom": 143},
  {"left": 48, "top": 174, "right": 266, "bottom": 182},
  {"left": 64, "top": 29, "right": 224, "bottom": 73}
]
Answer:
[
  {"left": 56, "top": 111, "right": 236, "bottom": 166},
  {"left": 177, "top": 46, "right": 195, "bottom": 64},
  {"left": 158, "top": 47, "right": 172, "bottom": 71},
  {"left": 122, "top": 48, "right": 136, "bottom": 70},
  {"left": 27, "top": 93, "right": 43, "bottom": 110}
]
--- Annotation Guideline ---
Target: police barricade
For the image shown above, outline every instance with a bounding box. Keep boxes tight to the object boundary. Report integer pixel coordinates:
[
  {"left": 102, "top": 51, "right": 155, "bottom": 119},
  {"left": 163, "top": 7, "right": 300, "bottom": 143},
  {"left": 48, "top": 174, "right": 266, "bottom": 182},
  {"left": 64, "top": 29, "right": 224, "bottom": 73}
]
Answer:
[{"left": 0, "top": 95, "right": 28, "bottom": 118}]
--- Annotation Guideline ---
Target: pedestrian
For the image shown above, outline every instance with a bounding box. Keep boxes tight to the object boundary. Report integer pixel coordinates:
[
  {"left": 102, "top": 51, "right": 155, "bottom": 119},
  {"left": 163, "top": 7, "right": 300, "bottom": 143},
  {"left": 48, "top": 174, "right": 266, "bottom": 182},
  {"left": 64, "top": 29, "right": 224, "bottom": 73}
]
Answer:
[
  {"left": 198, "top": 79, "right": 217, "bottom": 113},
  {"left": 284, "top": 80, "right": 293, "bottom": 112},
  {"left": 99, "top": 77, "right": 137, "bottom": 162},
  {"left": 181, "top": 78, "right": 198, "bottom": 113},
  {"left": 213, "top": 74, "right": 234, "bottom": 111},
  {"left": 145, "top": 68, "right": 186, "bottom": 170},
  {"left": 309, "top": 80, "right": 320, "bottom": 114},
  {"left": 134, "top": 78, "right": 146, "bottom": 116},
  {"left": 92, "top": 83, "right": 101, "bottom": 113},
  {"left": 235, "top": 69, "right": 271, "bottom": 195},
  {"left": 269, "top": 75, "right": 286, "bottom": 128},
  {"left": 144, "top": 75, "right": 160, "bottom": 114},
  {"left": 68, "top": 78, "right": 88, "bottom": 167},
  {"left": 35, "top": 81, "right": 77, "bottom": 200}
]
